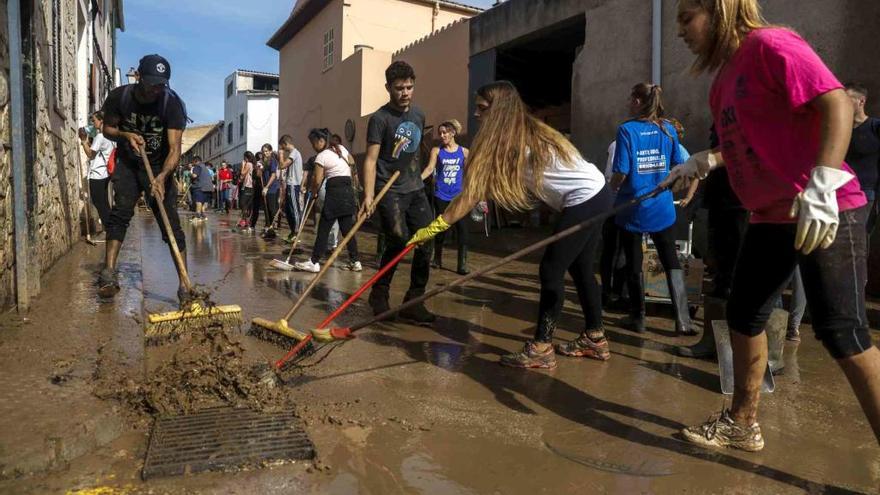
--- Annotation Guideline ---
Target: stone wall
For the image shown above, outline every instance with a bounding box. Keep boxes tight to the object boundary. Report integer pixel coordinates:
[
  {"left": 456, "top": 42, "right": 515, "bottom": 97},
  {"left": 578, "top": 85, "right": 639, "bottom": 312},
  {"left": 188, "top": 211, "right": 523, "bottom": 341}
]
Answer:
[{"left": 0, "top": 1, "right": 85, "bottom": 309}]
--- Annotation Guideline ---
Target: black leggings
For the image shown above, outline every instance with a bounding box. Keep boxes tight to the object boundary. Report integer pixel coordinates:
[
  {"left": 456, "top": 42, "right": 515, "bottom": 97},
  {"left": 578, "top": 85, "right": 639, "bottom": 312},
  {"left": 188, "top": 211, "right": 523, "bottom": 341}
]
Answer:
[
  {"left": 535, "top": 187, "right": 612, "bottom": 342},
  {"left": 433, "top": 197, "right": 467, "bottom": 259},
  {"left": 89, "top": 177, "right": 112, "bottom": 227},
  {"left": 728, "top": 207, "right": 871, "bottom": 359},
  {"left": 250, "top": 192, "right": 278, "bottom": 229},
  {"left": 619, "top": 224, "right": 681, "bottom": 316}
]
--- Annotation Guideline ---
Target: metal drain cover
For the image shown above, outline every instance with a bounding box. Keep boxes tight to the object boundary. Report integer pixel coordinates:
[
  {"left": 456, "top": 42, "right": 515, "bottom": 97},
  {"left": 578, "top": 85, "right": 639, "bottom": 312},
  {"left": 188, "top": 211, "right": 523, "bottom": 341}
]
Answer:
[{"left": 143, "top": 407, "right": 315, "bottom": 479}]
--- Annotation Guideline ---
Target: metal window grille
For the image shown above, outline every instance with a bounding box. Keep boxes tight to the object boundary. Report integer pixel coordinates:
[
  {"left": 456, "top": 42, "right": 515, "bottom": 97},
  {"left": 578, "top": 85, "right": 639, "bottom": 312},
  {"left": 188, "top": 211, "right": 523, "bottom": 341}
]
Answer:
[{"left": 323, "top": 29, "right": 334, "bottom": 70}]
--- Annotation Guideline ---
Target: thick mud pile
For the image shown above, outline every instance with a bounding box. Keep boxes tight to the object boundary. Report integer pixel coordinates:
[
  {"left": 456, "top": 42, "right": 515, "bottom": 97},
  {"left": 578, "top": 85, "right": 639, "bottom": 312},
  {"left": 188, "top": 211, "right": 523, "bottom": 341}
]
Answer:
[{"left": 97, "top": 326, "right": 288, "bottom": 416}]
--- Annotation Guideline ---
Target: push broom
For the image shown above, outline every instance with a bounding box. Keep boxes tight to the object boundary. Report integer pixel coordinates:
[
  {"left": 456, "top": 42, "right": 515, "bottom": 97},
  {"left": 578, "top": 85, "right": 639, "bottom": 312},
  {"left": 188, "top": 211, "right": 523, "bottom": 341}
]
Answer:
[
  {"left": 138, "top": 147, "right": 243, "bottom": 341},
  {"left": 249, "top": 171, "right": 402, "bottom": 349},
  {"left": 274, "top": 185, "right": 669, "bottom": 369},
  {"left": 270, "top": 191, "right": 317, "bottom": 271}
]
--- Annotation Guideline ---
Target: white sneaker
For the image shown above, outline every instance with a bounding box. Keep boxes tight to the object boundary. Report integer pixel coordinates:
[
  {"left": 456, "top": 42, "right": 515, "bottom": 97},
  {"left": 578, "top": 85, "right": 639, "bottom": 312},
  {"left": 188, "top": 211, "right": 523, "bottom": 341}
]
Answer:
[
  {"left": 294, "top": 260, "right": 320, "bottom": 273},
  {"left": 347, "top": 261, "right": 363, "bottom": 272}
]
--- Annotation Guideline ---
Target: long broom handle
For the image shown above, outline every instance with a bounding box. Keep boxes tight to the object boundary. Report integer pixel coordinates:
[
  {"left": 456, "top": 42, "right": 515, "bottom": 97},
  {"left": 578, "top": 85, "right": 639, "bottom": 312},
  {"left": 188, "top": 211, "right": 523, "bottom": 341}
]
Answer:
[
  {"left": 281, "top": 171, "right": 401, "bottom": 322},
  {"left": 139, "top": 147, "right": 194, "bottom": 291},
  {"left": 348, "top": 186, "right": 667, "bottom": 333},
  {"left": 283, "top": 193, "right": 318, "bottom": 264},
  {"left": 274, "top": 242, "right": 415, "bottom": 369}
]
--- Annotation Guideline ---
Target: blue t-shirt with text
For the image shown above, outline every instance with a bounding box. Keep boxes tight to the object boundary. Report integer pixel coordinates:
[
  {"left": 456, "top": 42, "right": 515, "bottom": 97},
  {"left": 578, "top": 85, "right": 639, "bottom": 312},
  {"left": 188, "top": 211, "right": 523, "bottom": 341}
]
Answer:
[
  {"left": 613, "top": 120, "right": 684, "bottom": 233},
  {"left": 434, "top": 146, "right": 465, "bottom": 201}
]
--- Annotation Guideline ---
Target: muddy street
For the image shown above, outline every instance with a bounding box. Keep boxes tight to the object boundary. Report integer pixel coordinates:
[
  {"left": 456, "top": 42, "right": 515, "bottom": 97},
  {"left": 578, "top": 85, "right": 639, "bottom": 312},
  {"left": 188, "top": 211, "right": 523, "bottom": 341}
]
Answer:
[{"left": 1, "top": 210, "right": 878, "bottom": 495}]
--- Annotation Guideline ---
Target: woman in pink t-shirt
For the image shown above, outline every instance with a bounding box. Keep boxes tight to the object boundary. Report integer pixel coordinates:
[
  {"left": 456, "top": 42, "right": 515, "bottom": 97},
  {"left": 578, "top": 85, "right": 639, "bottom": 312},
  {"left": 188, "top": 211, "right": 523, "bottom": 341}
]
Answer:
[{"left": 666, "top": 0, "right": 879, "bottom": 454}]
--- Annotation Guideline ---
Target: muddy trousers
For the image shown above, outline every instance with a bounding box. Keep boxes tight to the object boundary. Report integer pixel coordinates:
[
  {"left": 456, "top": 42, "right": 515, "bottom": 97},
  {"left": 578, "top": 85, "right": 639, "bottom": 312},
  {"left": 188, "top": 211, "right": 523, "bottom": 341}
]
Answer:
[
  {"left": 619, "top": 224, "right": 684, "bottom": 323},
  {"left": 89, "top": 177, "right": 112, "bottom": 227},
  {"left": 373, "top": 190, "right": 433, "bottom": 297},
  {"left": 106, "top": 160, "right": 185, "bottom": 250},
  {"left": 311, "top": 213, "right": 358, "bottom": 264},
  {"left": 239, "top": 187, "right": 254, "bottom": 221},
  {"left": 432, "top": 197, "right": 468, "bottom": 268},
  {"left": 535, "top": 187, "right": 612, "bottom": 343},
  {"left": 727, "top": 207, "right": 872, "bottom": 359}
]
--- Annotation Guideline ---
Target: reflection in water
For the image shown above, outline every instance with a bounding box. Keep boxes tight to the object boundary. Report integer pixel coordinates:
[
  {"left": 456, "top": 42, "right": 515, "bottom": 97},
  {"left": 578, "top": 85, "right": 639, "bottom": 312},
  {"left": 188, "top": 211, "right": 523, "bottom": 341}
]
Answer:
[{"left": 421, "top": 341, "right": 468, "bottom": 371}]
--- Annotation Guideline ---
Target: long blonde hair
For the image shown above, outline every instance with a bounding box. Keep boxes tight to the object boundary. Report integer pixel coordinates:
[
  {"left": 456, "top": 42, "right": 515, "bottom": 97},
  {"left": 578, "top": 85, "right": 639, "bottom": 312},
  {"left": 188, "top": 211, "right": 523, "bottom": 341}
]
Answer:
[
  {"left": 679, "top": 0, "right": 769, "bottom": 73},
  {"left": 464, "top": 81, "right": 580, "bottom": 211}
]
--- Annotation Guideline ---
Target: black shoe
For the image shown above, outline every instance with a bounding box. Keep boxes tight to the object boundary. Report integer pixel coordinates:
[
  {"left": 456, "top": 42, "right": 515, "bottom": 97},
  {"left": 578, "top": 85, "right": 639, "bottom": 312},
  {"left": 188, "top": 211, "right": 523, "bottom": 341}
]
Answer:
[
  {"left": 400, "top": 302, "right": 436, "bottom": 326},
  {"left": 456, "top": 247, "right": 469, "bottom": 275},
  {"left": 97, "top": 268, "right": 120, "bottom": 298},
  {"left": 368, "top": 288, "right": 393, "bottom": 319},
  {"left": 622, "top": 314, "right": 646, "bottom": 333}
]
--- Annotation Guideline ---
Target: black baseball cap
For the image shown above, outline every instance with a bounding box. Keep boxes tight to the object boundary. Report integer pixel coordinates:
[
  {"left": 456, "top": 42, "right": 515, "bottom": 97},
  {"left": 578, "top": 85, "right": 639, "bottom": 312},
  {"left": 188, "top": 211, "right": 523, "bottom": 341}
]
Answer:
[{"left": 137, "top": 54, "right": 171, "bottom": 86}]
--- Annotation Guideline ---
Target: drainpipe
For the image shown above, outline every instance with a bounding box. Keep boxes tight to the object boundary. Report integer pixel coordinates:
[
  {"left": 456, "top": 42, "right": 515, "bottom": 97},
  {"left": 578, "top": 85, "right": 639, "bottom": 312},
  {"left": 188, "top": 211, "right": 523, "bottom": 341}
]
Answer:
[
  {"left": 7, "top": 0, "right": 30, "bottom": 311},
  {"left": 432, "top": 0, "right": 439, "bottom": 32},
  {"left": 652, "top": 0, "right": 662, "bottom": 85}
]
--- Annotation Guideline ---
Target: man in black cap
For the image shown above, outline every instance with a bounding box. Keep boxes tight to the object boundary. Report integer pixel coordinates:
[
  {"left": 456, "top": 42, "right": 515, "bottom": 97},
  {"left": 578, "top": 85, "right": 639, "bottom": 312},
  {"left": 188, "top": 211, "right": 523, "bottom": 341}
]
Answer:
[{"left": 97, "top": 54, "right": 189, "bottom": 301}]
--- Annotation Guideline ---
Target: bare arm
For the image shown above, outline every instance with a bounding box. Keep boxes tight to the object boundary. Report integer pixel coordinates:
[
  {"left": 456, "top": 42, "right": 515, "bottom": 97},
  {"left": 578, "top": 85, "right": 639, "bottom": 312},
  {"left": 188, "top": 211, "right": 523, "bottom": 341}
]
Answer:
[
  {"left": 311, "top": 165, "right": 325, "bottom": 196},
  {"left": 80, "top": 139, "right": 97, "bottom": 160},
  {"left": 440, "top": 190, "right": 479, "bottom": 225},
  {"left": 160, "top": 129, "right": 183, "bottom": 177},
  {"left": 421, "top": 147, "right": 440, "bottom": 181},
  {"left": 809, "top": 89, "right": 852, "bottom": 169}
]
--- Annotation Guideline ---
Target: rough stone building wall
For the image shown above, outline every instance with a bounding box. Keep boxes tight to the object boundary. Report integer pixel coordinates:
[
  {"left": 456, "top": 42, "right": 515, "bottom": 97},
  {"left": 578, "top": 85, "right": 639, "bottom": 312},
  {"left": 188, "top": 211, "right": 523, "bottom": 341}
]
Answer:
[{"left": 0, "top": 1, "right": 85, "bottom": 309}]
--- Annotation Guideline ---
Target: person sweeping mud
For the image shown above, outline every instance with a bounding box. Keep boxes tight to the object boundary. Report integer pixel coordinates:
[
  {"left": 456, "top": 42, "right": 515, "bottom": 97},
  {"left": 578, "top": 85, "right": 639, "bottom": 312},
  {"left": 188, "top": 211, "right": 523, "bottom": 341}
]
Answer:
[
  {"left": 409, "top": 81, "right": 612, "bottom": 368},
  {"left": 421, "top": 119, "right": 471, "bottom": 275},
  {"left": 665, "top": 0, "right": 880, "bottom": 452},
  {"left": 362, "top": 61, "right": 435, "bottom": 324},
  {"left": 293, "top": 128, "right": 362, "bottom": 273},
  {"left": 97, "top": 54, "right": 189, "bottom": 301}
]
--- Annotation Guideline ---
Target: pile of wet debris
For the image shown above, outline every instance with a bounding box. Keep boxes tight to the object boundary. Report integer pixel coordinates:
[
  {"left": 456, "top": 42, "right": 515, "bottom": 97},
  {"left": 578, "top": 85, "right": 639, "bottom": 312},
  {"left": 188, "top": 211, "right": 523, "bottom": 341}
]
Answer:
[{"left": 96, "top": 325, "right": 288, "bottom": 416}]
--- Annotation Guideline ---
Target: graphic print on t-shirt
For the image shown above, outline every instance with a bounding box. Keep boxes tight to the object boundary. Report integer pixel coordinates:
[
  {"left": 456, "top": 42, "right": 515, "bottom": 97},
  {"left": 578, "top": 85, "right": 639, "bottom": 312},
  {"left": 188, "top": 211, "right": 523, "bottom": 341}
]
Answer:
[
  {"left": 635, "top": 130, "right": 667, "bottom": 174},
  {"left": 391, "top": 121, "right": 422, "bottom": 159},
  {"left": 121, "top": 113, "right": 165, "bottom": 162},
  {"left": 441, "top": 157, "right": 461, "bottom": 185}
]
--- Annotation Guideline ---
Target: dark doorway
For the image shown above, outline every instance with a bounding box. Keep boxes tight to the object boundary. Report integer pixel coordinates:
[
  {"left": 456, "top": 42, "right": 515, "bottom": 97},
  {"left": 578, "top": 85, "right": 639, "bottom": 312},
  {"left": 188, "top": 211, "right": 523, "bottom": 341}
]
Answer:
[{"left": 495, "top": 15, "right": 585, "bottom": 134}]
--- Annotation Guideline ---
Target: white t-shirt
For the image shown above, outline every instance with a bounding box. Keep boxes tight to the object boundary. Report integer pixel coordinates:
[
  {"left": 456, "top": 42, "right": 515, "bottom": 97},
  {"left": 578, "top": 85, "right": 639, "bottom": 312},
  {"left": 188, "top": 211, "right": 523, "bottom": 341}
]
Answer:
[
  {"left": 89, "top": 133, "right": 115, "bottom": 180},
  {"left": 605, "top": 141, "right": 616, "bottom": 182},
  {"left": 314, "top": 146, "right": 352, "bottom": 180},
  {"left": 284, "top": 148, "right": 304, "bottom": 187},
  {"left": 525, "top": 151, "right": 606, "bottom": 212}
]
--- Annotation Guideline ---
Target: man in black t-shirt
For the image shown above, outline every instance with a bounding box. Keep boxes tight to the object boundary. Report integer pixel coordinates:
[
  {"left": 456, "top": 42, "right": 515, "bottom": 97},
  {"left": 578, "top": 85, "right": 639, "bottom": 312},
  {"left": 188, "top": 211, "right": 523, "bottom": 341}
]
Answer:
[
  {"left": 845, "top": 83, "right": 880, "bottom": 234},
  {"left": 97, "top": 54, "right": 188, "bottom": 301},
  {"left": 361, "top": 61, "right": 435, "bottom": 324}
]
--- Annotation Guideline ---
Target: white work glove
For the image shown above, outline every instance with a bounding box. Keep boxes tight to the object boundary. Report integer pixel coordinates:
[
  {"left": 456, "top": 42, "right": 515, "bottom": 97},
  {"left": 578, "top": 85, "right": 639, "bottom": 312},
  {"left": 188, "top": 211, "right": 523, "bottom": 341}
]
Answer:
[
  {"left": 789, "top": 166, "right": 855, "bottom": 255},
  {"left": 661, "top": 150, "right": 719, "bottom": 192},
  {"left": 262, "top": 187, "right": 269, "bottom": 196}
]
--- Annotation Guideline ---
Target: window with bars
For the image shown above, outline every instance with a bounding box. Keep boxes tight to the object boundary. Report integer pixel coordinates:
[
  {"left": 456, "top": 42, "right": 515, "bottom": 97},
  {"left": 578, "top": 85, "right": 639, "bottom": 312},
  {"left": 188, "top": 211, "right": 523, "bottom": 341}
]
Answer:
[
  {"left": 228, "top": 123, "right": 233, "bottom": 144},
  {"left": 239, "top": 114, "right": 244, "bottom": 137},
  {"left": 323, "top": 29, "right": 334, "bottom": 71},
  {"left": 52, "top": 0, "right": 65, "bottom": 115}
]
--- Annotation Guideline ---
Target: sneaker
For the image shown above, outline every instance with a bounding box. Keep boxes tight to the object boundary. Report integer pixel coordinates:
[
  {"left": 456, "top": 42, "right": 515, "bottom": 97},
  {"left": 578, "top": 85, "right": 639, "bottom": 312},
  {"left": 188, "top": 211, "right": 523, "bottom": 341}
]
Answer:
[
  {"left": 97, "top": 268, "right": 120, "bottom": 298},
  {"left": 556, "top": 333, "right": 610, "bottom": 361},
  {"left": 681, "top": 409, "right": 764, "bottom": 452},
  {"left": 786, "top": 328, "right": 801, "bottom": 342},
  {"left": 500, "top": 341, "right": 557, "bottom": 369},
  {"left": 347, "top": 261, "right": 363, "bottom": 272},
  {"left": 293, "top": 260, "right": 320, "bottom": 273}
]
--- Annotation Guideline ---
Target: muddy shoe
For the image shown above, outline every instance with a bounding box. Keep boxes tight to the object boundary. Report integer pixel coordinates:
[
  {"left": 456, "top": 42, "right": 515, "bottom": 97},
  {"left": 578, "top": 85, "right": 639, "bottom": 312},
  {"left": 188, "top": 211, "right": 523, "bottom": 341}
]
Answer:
[
  {"left": 681, "top": 409, "right": 764, "bottom": 452},
  {"left": 368, "top": 288, "right": 394, "bottom": 319},
  {"left": 399, "top": 302, "right": 436, "bottom": 326},
  {"left": 97, "top": 268, "right": 120, "bottom": 298},
  {"left": 556, "top": 333, "right": 610, "bottom": 361},
  {"left": 500, "top": 341, "right": 557, "bottom": 369},
  {"left": 786, "top": 327, "right": 801, "bottom": 342},
  {"left": 346, "top": 261, "right": 363, "bottom": 272},
  {"left": 293, "top": 260, "right": 320, "bottom": 273}
]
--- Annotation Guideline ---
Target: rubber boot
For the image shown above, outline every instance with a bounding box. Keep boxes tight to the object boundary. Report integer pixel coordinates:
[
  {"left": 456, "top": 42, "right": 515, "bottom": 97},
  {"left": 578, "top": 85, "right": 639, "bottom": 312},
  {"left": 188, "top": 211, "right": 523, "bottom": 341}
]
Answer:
[
  {"left": 456, "top": 245, "right": 469, "bottom": 275},
  {"left": 431, "top": 239, "right": 443, "bottom": 269},
  {"left": 677, "top": 295, "right": 722, "bottom": 358},
  {"left": 622, "top": 274, "right": 646, "bottom": 333},
  {"left": 399, "top": 290, "right": 436, "bottom": 326},
  {"left": 668, "top": 269, "right": 697, "bottom": 336}
]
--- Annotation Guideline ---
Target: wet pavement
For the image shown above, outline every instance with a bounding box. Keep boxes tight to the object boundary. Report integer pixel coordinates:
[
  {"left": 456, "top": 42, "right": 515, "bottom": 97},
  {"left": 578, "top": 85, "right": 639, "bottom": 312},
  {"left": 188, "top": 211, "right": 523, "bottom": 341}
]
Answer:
[{"left": 1, "top": 207, "right": 879, "bottom": 494}]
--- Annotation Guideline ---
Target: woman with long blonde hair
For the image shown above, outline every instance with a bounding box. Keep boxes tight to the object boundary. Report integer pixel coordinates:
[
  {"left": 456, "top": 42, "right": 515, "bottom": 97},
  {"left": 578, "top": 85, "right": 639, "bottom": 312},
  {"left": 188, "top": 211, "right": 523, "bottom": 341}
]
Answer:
[
  {"left": 666, "top": 0, "right": 879, "bottom": 453},
  {"left": 409, "top": 81, "right": 612, "bottom": 368}
]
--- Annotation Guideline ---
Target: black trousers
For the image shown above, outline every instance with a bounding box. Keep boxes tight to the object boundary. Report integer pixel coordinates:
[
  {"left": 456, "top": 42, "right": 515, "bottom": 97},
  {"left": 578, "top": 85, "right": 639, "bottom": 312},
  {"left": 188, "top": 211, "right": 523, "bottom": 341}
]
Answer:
[
  {"left": 432, "top": 197, "right": 467, "bottom": 263},
  {"left": 311, "top": 212, "right": 358, "bottom": 263},
  {"left": 619, "top": 223, "right": 681, "bottom": 316},
  {"left": 728, "top": 207, "right": 871, "bottom": 359},
  {"left": 89, "top": 177, "right": 112, "bottom": 227},
  {"left": 535, "top": 187, "right": 612, "bottom": 342},
  {"left": 374, "top": 189, "right": 433, "bottom": 296},
  {"left": 250, "top": 192, "right": 278, "bottom": 229},
  {"left": 239, "top": 187, "right": 254, "bottom": 220},
  {"left": 106, "top": 160, "right": 185, "bottom": 250}
]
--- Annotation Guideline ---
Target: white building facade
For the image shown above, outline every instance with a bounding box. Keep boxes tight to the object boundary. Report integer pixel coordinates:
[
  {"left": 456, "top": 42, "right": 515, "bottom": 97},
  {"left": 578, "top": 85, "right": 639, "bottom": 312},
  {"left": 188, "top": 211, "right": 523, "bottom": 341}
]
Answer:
[{"left": 221, "top": 70, "right": 280, "bottom": 165}]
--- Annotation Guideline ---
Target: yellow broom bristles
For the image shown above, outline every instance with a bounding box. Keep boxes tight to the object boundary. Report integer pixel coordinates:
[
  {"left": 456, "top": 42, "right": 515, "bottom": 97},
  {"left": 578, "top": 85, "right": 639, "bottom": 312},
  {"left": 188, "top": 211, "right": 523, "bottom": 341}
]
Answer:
[
  {"left": 249, "top": 318, "right": 308, "bottom": 342},
  {"left": 145, "top": 303, "right": 243, "bottom": 340}
]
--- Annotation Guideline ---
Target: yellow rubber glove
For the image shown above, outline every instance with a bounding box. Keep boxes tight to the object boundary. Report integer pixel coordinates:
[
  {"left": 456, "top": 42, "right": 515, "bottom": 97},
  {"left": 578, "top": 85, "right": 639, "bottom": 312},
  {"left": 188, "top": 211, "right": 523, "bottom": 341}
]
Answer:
[{"left": 407, "top": 215, "right": 450, "bottom": 246}]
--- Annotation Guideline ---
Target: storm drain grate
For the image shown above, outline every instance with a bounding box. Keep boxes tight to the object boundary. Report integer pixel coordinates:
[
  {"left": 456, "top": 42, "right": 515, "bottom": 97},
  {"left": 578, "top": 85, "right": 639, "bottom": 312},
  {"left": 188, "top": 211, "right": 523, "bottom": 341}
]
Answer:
[{"left": 142, "top": 406, "right": 315, "bottom": 479}]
